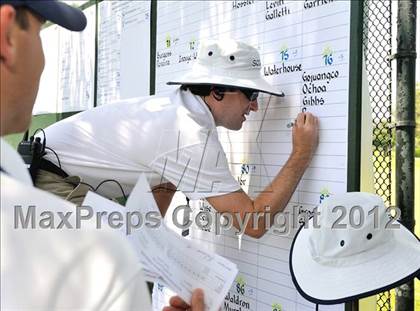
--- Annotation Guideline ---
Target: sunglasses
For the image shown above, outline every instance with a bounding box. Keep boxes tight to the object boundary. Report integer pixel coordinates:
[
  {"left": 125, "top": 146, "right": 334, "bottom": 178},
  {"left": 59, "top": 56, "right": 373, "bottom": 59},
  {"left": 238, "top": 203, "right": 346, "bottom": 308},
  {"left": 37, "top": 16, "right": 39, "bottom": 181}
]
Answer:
[
  {"left": 239, "top": 88, "right": 259, "bottom": 102},
  {"left": 212, "top": 87, "right": 259, "bottom": 101}
]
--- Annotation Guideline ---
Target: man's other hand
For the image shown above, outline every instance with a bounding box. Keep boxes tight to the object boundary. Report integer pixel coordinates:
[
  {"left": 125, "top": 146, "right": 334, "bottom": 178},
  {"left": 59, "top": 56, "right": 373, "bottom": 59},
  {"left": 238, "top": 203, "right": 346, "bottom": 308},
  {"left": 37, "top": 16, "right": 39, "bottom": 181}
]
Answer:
[{"left": 163, "top": 288, "right": 205, "bottom": 311}]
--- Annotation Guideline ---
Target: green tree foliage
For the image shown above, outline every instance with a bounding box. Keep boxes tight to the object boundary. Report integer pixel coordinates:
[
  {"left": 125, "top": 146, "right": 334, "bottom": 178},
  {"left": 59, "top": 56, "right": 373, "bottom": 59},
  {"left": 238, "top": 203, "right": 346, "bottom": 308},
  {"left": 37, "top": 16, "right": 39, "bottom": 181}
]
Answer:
[
  {"left": 372, "top": 84, "right": 418, "bottom": 155},
  {"left": 373, "top": 120, "right": 393, "bottom": 151}
]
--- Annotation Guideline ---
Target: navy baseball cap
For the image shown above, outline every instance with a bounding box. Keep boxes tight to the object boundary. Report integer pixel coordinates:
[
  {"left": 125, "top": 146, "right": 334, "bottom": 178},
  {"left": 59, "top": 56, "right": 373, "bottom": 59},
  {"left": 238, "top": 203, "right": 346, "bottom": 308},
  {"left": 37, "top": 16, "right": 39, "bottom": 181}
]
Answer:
[{"left": 1, "top": 0, "right": 87, "bottom": 31}]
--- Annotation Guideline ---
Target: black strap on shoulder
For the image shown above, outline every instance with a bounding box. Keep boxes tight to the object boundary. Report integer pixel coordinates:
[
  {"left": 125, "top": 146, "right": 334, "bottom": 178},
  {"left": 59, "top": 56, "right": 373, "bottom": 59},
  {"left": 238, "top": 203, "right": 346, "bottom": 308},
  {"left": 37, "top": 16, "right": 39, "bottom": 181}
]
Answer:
[
  {"left": 29, "top": 157, "right": 68, "bottom": 183},
  {"left": 38, "top": 158, "right": 68, "bottom": 178}
]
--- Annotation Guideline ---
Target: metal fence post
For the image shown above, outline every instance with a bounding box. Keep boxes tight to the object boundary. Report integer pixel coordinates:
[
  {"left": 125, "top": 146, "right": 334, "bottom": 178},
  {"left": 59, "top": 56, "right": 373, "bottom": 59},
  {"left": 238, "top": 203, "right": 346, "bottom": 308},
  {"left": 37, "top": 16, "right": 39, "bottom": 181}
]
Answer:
[{"left": 394, "top": 0, "right": 417, "bottom": 310}]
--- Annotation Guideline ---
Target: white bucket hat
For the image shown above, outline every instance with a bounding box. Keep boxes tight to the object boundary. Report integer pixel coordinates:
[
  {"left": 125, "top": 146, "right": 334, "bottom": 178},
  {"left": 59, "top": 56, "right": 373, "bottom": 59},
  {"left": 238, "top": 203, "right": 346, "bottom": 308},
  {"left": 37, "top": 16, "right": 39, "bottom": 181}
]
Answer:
[
  {"left": 290, "top": 192, "right": 420, "bottom": 304},
  {"left": 167, "top": 39, "right": 284, "bottom": 97}
]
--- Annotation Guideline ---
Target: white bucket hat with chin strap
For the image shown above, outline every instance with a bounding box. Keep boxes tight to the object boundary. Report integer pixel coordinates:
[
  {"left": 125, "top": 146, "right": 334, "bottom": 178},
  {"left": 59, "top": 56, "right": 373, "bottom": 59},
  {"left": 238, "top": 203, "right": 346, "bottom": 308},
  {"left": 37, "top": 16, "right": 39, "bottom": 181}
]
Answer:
[
  {"left": 167, "top": 39, "right": 284, "bottom": 97},
  {"left": 289, "top": 192, "right": 420, "bottom": 305}
]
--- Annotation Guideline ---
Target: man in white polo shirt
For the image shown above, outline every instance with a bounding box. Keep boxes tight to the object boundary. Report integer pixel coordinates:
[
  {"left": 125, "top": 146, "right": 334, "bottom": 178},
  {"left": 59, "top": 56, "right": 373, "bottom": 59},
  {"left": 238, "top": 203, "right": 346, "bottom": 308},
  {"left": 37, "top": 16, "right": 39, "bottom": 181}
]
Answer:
[{"left": 40, "top": 39, "right": 319, "bottom": 238}]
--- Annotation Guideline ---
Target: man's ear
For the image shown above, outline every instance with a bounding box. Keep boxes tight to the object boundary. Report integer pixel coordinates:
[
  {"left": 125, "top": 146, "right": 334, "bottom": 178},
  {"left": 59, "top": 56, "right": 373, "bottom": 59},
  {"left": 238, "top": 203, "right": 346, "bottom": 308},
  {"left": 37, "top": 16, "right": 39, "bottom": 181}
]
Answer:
[
  {"left": 211, "top": 88, "right": 224, "bottom": 101},
  {"left": 0, "top": 5, "right": 17, "bottom": 67}
]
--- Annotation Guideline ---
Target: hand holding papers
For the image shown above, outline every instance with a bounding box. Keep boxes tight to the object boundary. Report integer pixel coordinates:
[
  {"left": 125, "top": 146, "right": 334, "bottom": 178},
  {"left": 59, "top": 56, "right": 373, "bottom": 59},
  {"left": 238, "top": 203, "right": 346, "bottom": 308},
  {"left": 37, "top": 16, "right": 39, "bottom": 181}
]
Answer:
[{"left": 82, "top": 174, "right": 238, "bottom": 311}]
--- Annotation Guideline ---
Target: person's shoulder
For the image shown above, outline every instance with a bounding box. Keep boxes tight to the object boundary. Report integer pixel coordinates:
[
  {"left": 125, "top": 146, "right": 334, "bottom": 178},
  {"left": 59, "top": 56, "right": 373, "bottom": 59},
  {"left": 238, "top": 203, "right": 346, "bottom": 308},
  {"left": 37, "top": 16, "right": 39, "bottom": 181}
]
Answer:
[
  {"left": 141, "top": 91, "right": 176, "bottom": 108},
  {"left": 1, "top": 173, "right": 151, "bottom": 310},
  {"left": 0, "top": 172, "right": 145, "bottom": 278},
  {"left": 4, "top": 172, "right": 129, "bottom": 237}
]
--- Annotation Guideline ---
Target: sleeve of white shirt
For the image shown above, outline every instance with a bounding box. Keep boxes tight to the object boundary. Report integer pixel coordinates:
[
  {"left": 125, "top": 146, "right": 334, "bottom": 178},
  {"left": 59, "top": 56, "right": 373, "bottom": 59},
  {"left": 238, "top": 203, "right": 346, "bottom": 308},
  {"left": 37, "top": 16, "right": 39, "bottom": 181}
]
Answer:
[
  {"left": 1, "top": 174, "right": 151, "bottom": 311},
  {"left": 149, "top": 135, "right": 241, "bottom": 200}
]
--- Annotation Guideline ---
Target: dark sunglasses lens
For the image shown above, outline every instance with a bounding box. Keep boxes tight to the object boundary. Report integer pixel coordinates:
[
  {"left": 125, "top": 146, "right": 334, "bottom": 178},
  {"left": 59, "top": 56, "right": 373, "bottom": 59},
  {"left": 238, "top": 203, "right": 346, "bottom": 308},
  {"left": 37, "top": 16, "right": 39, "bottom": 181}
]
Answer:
[
  {"left": 250, "top": 92, "right": 259, "bottom": 101},
  {"left": 241, "top": 89, "right": 259, "bottom": 101}
]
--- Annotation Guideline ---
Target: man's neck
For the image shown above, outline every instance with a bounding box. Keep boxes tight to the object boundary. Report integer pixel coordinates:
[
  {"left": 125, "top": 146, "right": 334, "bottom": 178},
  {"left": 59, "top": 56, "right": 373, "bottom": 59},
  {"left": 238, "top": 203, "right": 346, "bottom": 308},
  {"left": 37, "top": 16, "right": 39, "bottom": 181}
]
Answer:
[
  {"left": 200, "top": 96, "right": 212, "bottom": 112},
  {"left": 200, "top": 95, "right": 220, "bottom": 127}
]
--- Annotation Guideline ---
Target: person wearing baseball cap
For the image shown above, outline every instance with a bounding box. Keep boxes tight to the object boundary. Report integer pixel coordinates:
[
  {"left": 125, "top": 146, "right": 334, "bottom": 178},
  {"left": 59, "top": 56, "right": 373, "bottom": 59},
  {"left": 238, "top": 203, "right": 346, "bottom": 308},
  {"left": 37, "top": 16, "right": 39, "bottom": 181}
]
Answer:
[
  {"left": 0, "top": 0, "right": 87, "bottom": 140},
  {"left": 1, "top": 0, "right": 87, "bottom": 31},
  {"left": 0, "top": 1, "right": 204, "bottom": 310},
  {"left": 39, "top": 38, "right": 319, "bottom": 240}
]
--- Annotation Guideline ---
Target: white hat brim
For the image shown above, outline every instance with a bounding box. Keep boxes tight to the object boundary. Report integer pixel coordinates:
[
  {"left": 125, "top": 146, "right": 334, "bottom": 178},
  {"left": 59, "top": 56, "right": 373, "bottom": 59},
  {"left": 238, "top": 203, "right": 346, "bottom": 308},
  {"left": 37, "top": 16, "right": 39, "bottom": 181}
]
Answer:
[
  {"left": 289, "top": 221, "right": 420, "bottom": 304},
  {"left": 167, "top": 72, "right": 284, "bottom": 97}
]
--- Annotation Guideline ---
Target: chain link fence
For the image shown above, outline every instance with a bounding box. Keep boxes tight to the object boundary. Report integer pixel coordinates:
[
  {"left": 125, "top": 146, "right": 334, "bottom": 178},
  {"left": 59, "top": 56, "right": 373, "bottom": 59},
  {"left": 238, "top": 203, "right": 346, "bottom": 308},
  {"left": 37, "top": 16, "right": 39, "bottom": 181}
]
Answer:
[{"left": 362, "top": 0, "right": 393, "bottom": 310}]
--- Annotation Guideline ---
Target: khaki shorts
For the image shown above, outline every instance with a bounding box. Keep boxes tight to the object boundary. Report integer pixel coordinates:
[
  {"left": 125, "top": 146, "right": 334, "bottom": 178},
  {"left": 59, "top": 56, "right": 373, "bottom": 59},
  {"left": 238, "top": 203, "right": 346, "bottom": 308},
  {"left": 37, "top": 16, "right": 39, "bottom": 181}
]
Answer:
[{"left": 35, "top": 169, "right": 91, "bottom": 206}]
